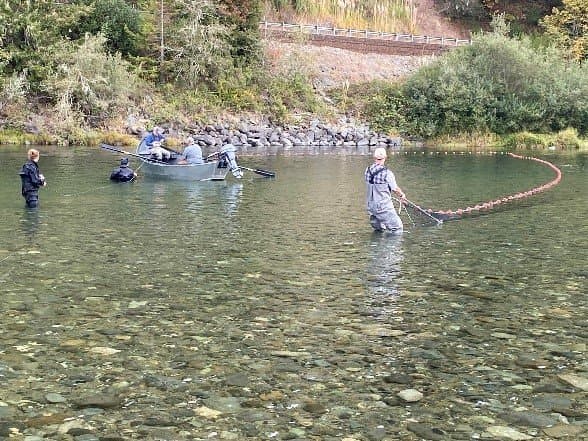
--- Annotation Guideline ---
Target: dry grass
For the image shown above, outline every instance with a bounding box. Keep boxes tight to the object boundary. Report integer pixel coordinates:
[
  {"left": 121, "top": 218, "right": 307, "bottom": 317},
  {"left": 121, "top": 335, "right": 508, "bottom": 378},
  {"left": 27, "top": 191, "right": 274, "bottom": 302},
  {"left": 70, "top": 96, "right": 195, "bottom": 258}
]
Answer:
[{"left": 264, "top": 0, "right": 418, "bottom": 33}]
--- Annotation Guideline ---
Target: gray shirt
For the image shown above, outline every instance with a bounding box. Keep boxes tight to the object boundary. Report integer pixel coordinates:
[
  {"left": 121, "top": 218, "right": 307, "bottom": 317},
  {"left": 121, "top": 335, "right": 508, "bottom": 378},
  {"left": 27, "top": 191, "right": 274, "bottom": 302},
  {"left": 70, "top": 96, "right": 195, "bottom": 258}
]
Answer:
[
  {"left": 365, "top": 164, "right": 399, "bottom": 214},
  {"left": 181, "top": 144, "right": 204, "bottom": 164}
]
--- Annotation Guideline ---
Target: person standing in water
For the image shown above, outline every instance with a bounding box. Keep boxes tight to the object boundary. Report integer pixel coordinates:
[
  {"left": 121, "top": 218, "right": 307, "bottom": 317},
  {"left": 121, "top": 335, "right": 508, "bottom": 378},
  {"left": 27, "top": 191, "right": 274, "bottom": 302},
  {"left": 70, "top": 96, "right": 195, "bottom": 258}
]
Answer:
[
  {"left": 110, "top": 157, "right": 137, "bottom": 182},
  {"left": 364, "top": 147, "right": 405, "bottom": 234},
  {"left": 19, "top": 148, "right": 46, "bottom": 208}
]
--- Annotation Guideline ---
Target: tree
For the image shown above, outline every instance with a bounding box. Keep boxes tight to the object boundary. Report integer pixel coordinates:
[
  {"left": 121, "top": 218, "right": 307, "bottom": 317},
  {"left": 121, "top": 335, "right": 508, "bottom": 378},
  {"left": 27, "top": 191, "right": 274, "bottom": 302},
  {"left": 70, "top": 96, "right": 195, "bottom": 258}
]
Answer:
[
  {"left": 165, "top": 0, "right": 231, "bottom": 86},
  {"left": 217, "top": 0, "right": 262, "bottom": 66},
  {"left": 0, "top": 0, "right": 91, "bottom": 85},
  {"left": 76, "top": 0, "right": 145, "bottom": 57},
  {"left": 541, "top": 0, "right": 588, "bottom": 62}
]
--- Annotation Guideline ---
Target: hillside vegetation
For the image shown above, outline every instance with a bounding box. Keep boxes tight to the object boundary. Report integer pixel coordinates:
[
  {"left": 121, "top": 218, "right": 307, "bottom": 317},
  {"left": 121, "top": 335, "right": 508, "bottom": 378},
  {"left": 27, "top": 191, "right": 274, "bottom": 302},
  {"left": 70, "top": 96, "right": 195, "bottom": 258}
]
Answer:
[{"left": 0, "top": 0, "right": 587, "bottom": 149}]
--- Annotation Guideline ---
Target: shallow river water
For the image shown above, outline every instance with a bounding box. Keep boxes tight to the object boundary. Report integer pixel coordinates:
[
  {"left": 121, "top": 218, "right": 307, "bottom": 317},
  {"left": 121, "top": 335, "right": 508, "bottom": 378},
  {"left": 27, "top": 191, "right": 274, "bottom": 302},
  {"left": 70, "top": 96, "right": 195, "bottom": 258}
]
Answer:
[{"left": 0, "top": 146, "right": 586, "bottom": 441}]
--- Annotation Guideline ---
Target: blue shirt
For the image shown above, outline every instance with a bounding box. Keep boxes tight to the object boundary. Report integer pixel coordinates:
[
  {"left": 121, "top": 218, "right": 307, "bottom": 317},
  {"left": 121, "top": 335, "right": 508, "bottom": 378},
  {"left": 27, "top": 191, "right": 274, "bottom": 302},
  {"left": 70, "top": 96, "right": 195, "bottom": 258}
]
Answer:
[
  {"left": 181, "top": 144, "right": 204, "bottom": 164},
  {"left": 143, "top": 131, "right": 165, "bottom": 146}
]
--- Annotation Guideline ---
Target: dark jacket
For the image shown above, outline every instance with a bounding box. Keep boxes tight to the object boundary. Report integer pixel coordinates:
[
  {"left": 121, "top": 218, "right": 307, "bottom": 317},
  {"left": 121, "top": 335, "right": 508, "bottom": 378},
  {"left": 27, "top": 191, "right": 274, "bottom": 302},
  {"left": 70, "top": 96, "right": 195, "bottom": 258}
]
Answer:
[
  {"left": 19, "top": 160, "right": 44, "bottom": 195},
  {"left": 110, "top": 165, "right": 135, "bottom": 182}
]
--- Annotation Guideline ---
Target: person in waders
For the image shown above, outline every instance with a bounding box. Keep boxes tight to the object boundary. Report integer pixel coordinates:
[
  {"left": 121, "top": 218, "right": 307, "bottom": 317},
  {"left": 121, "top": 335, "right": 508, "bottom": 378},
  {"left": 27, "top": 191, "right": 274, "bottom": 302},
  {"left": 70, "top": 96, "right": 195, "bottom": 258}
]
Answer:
[
  {"left": 365, "top": 147, "right": 405, "bottom": 234},
  {"left": 19, "top": 148, "right": 46, "bottom": 209},
  {"left": 110, "top": 157, "right": 137, "bottom": 182}
]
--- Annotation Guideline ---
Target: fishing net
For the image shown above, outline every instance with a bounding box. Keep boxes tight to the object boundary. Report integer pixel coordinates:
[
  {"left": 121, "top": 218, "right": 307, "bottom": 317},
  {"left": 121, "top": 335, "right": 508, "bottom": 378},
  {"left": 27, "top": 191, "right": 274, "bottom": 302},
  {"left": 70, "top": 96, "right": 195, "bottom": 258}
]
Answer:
[
  {"left": 394, "top": 197, "right": 443, "bottom": 227},
  {"left": 397, "top": 153, "right": 562, "bottom": 226}
]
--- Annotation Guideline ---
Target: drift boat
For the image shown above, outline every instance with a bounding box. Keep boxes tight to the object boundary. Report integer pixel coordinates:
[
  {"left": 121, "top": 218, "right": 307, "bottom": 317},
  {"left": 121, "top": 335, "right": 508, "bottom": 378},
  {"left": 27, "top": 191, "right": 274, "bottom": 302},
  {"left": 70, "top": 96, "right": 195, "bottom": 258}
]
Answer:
[{"left": 101, "top": 143, "right": 243, "bottom": 181}]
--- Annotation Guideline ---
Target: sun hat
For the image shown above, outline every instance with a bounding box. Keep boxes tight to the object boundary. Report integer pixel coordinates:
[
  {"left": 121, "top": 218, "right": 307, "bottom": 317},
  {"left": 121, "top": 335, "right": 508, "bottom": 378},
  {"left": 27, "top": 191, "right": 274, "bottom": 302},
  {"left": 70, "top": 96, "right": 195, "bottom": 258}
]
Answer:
[{"left": 373, "top": 147, "right": 387, "bottom": 159}]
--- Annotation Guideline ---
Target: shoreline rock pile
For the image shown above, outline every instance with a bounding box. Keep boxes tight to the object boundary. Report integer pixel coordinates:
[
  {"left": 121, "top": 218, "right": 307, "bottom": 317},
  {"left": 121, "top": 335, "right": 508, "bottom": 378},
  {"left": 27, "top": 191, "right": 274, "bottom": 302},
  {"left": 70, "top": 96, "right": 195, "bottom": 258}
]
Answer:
[{"left": 183, "top": 119, "right": 403, "bottom": 151}]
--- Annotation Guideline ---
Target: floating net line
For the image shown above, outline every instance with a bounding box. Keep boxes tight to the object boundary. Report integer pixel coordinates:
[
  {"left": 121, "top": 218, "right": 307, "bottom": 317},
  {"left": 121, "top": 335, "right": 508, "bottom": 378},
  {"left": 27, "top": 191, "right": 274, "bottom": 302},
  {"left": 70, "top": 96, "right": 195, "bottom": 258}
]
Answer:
[{"left": 397, "top": 152, "right": 562, "bottom": 222}]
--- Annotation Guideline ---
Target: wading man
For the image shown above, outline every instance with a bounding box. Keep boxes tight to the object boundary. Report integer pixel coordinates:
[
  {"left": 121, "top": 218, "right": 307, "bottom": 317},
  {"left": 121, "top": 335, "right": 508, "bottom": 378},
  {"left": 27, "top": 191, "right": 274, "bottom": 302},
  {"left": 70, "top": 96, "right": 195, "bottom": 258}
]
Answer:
[
  {"left": 19, "top": 148, "right": 46, "bottom": 208},
  {"left": 365, "top": 147, "right": 405, "bottom": 234}
]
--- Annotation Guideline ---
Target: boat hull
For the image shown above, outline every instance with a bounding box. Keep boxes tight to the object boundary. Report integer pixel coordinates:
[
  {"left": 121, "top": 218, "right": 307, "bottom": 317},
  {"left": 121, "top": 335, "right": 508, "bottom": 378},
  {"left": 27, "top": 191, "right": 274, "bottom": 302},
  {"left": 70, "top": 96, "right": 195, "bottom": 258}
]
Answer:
[{"left": 138, "top": 159, "right": 229, "bottom": 181}]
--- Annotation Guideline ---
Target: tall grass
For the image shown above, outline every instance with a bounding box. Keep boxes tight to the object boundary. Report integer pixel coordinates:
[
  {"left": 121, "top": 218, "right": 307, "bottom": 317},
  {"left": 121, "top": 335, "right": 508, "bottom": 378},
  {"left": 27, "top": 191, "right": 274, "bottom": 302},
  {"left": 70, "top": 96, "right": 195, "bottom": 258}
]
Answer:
[{"left": 265, "top": 0, "right": 417, "bottom": 33}]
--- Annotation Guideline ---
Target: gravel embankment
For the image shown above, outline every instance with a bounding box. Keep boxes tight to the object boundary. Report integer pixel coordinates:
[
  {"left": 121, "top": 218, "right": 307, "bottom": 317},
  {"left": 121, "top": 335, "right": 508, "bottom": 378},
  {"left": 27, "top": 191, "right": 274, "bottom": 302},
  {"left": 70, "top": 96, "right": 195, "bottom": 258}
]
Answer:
[{"left": 264, "top": 41, "right": 435, "bottom": 90}]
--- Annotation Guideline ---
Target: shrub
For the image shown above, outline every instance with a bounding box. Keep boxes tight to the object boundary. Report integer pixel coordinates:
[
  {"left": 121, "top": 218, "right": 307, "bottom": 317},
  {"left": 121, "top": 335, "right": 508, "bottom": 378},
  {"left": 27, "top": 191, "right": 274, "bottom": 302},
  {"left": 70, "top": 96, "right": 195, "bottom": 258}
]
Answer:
[
  {"left": 368, "top": 26, "right": 588, "bottom": 138},
  {"left": 0, "top": 72, "right": 29, "bottom": 126},
  {"left": 552, "top": 127, "right": 582, "bottom": 149},
  {"left": 500, "top": 132, "right": 549, "bottom": 150},
  {"left": 43, "top": 34, "right": 141, "bottom": 127},
  {"left": 76, "top": 0, "right": 144, "bottom": 57}
]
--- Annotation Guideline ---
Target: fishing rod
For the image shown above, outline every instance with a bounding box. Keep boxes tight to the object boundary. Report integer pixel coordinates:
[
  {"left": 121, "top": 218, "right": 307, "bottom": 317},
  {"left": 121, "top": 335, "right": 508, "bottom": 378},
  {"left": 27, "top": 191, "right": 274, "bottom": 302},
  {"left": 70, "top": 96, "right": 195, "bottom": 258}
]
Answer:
[{"left": 100, "top": 144, "right": 167, "bottom": 164}]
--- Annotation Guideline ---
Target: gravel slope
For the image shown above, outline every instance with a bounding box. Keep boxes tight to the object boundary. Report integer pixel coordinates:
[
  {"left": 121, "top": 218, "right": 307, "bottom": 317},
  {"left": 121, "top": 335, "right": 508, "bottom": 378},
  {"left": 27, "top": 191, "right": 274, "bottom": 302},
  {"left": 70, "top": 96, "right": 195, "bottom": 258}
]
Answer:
[{"left": 264, "top": 41, "right": 436, "bottom": 90}]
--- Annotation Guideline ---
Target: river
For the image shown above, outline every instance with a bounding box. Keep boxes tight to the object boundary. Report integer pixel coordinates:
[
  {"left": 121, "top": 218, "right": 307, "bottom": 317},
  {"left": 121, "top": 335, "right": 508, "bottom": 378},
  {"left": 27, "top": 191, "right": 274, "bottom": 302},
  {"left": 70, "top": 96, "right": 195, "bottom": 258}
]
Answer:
[{"left": 0, "top": 145, "right": 586, "bottom": 440}]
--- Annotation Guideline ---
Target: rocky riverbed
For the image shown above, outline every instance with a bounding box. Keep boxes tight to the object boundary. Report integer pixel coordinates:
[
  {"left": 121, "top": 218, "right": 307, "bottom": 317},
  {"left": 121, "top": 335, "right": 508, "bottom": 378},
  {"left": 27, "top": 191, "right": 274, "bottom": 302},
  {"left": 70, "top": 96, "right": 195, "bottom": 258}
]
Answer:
[{"left": 1, "top": 226, "right": 587, "bottom": 441}]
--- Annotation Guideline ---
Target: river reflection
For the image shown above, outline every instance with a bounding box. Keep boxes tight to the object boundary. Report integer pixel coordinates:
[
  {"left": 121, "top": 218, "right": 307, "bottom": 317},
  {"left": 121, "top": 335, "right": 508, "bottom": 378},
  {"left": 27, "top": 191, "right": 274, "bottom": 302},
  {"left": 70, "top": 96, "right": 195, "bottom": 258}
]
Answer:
[
  {"left": 19, "top": 208, "right": 42, "bottom": 240},
  {"left": 367, "top": 233, "right": 404, "bottom": 296}
]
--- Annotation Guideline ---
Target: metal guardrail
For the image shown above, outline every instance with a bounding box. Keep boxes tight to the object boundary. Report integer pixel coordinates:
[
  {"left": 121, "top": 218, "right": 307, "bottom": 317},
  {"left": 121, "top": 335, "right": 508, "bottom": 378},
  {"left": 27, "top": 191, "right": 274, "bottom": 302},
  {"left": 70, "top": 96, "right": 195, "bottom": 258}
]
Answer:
[{"left": 260, "top": 21, "right": 472, "bottom": 46}]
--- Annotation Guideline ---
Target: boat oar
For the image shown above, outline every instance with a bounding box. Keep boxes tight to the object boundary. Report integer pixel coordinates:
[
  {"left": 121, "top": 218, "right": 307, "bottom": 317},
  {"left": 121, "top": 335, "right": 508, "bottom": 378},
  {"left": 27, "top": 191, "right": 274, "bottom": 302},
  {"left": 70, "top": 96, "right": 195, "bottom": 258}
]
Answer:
[
  {"left": 239, "top": 166, "right": 276, "bottom": 178},
  {"left": 205, "top": 150, "right": 275, "bottom": 177},
  {"left": 100, "top": 144, "right": 166, "bottom": 164}
]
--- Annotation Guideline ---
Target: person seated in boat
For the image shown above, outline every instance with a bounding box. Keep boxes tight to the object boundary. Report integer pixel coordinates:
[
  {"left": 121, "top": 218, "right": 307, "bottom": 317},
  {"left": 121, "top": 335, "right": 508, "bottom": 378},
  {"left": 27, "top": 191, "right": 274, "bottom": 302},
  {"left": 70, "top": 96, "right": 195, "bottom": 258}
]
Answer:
[
  {"left": 178, "top": 136, "right": 204, "bottom": 165},
  {"left": 142, "top": 126, "right": 171, "bottom": 161},
  {"left": 110, "top": 157, "right": 137, "bottom": 182}
]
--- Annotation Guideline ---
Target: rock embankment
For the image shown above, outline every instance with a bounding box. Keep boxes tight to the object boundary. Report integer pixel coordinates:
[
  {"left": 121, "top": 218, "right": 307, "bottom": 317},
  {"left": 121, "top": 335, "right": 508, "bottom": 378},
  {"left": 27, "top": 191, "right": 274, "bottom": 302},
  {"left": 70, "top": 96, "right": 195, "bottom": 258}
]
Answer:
[
  {"left": 128, "top": 116, "right": 404, "bottom": 151},
  {"left": 186, "top": 119, "right": 402, "bottom": 151}
]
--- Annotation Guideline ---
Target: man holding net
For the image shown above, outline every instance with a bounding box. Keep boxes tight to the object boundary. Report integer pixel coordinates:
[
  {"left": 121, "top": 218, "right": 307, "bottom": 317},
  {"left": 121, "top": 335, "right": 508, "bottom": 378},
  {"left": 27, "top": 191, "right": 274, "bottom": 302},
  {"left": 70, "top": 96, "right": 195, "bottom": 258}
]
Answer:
[{"left": 365, "top": 147, "right": 406, "bottom": 234}]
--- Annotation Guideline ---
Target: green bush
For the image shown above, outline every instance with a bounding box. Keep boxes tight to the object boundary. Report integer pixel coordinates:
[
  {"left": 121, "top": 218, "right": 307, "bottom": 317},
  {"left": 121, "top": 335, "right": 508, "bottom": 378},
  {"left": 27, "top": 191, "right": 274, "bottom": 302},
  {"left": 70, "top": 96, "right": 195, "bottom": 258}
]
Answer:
[
  {"left": 500, "top": 132, "right": 549, "bottom": 150},
  {"left": 368, "top": 28, "right": 588, "bottom": 138},
  {"left": 552, "top": 127, "right": 582, "bottom": 149},
  {"left": 76, "top": 0, "right": 144, "bottom": 57},
  {"left": 43, "top": 34, "right": 141, "bottom": 127}
]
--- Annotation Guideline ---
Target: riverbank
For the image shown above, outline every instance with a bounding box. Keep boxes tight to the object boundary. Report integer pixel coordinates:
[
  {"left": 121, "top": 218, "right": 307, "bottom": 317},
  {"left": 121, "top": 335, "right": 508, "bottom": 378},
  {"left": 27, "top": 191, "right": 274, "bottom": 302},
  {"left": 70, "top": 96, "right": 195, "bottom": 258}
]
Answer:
[{"left": 1, "top": 41, "right": 586, "bottom": 152}]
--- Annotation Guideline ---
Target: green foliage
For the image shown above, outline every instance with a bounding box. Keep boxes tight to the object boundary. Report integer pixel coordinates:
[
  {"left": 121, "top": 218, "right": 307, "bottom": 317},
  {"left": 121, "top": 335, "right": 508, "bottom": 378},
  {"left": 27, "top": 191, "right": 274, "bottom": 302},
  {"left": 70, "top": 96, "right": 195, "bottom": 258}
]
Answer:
[
  {"left": 362, "top": 82, "right": 406, "bottom": 135},
  {"left": 0, "top": 0, "right": 92, "bottom": 84},
  {"left": 552, "top": 127, "right": 583, "bottom": 149},
  {"left": 76, "top": 0, "right": 144, "bottom": 57},
  {"left": 264, "top": 70, "right": 321, "bottom": 122},
  {"left": 166, "top": 0, "right": 231, "bottom": 87},
  {"left": 500, "top": 128, "right": 584, "bottom": 150},
  {"left": 217, "top": 0, "right": 263, "bottom": 67},
  {"left": 215, "top": 68, "right": 262, "bottom": 111},
  {"left": 438, "top": 0, "right": 487, "bottom": 20},
  {"left": 42, "top": 34, "right": 141, "bottom": 128},
  {"left": 500, "top": 131, "right": 550, "bottom": 150},
  {"left": 541, "top": 0, "right": 588, "bottom": 62},
  {"left": 367, "top": 29, "right": 588, "bottom": 138},
  {"left": 0, "top": 72, "right": 28, "bottom": 114}
]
